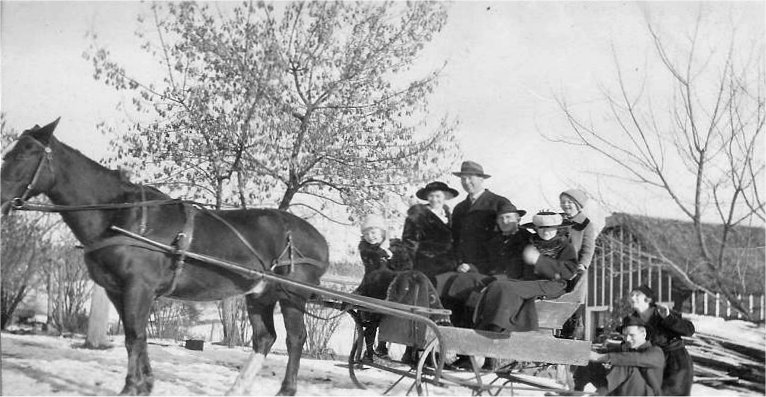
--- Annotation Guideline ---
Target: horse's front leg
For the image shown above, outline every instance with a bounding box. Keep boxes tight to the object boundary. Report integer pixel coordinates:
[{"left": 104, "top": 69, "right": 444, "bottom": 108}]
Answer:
[
  {"left": 226, "top": 294, "right": 277, "bottom": 396},
  {"left": 276, "top": 296, "right": 307, "bottom": 396},
  {"left": 109, "top": 282, "right": 156, "bottom": 395}
]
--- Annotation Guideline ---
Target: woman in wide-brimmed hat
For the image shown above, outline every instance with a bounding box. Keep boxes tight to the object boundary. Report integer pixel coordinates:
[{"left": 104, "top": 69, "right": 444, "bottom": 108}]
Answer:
[{"left": 402, "top": 181, "right": 460, "bottom": 284}]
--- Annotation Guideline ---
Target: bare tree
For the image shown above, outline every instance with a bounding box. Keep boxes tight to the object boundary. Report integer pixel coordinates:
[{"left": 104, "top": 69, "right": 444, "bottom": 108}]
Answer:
[
  {"left": 553, "top": 9, "right": 764, "bottom": 318},
  {"left": 0, "top": 213, "right": 58, "bottom": 329},
  {"left": 45, "top": 243, "right": 93, "bottom": 333}
]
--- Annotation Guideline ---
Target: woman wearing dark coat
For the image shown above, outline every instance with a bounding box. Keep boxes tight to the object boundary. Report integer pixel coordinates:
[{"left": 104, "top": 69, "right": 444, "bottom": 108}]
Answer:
[
  {"left": 474, "top": 211, "right": 580, "bottom": 333},
  {"left": 625, "top": 285, "right": 695, "bottom": 396},
  {"left": 401, "top": 181, "right": 459, "bottom": 285}
]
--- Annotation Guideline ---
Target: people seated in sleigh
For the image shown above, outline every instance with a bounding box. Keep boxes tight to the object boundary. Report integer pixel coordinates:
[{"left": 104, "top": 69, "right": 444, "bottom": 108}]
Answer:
[{"left": 473, "top": 210, "right": 583, "bottom": 334}]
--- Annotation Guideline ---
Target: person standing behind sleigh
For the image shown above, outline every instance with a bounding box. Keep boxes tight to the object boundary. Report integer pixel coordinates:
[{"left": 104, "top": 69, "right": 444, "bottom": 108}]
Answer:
[{"left": 355, "top": 214, "right": 412, "bottom": 362}]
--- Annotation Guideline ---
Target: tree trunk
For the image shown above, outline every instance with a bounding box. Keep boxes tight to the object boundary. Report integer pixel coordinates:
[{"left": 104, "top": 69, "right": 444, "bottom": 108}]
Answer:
[
  {"left": 84, "top": 285, "right": 112, "bottom": 348},
  {"left": 221, "top": 297, "right": 243, "bottom": 347}
]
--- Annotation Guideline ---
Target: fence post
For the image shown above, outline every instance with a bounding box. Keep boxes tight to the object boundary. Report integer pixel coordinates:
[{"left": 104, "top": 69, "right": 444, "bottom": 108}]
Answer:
[
  {"left": 737, "top": 294, "right": 743, "bottom": 319},
  {"left": 761, "top": 295, "right": 765, "bottom": 322},
  {"left": 715, "top": 293, "right": 720, "bottom": 318},
  {"left": 749, "top": 294, "right": 754, "bottom": 320},
  {"left": 726, "top": 295, "right": 731, "bottom": 318},
  {"left": 703, "top": 293, "right": 708, "bottom": 316},
  {"left": 690, "top": 291, "right": 696, "bottom": 315}
]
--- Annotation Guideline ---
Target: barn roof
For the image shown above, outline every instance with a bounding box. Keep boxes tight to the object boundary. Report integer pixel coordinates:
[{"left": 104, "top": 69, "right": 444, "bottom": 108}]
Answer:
[{"left": 601, "top": 212, "right": 765, "bottom": 294}]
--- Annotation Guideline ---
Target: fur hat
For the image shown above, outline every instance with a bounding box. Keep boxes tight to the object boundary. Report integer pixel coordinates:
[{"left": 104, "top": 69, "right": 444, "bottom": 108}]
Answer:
[
  {"left": 560, "top": 189, "right": 589, "bottom": 209},
  {"left": 416, "top": 181, "right": 459, "bottom": 201},
  {"left": 360, "top": 214, "right": 386, "bottom": 232},
  {"left": 452, "top": 161, "right": 491, "bottom": 178},
  {"left": 521, "top": 210, "right": 572, "bottom": 229}
]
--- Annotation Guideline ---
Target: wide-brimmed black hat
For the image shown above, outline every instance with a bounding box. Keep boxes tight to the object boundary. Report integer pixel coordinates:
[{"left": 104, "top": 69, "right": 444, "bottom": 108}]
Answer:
[
  {"left": 416, "top": 181, "right": 459, "bottom": 200},
  {"left": 497, "top": 202, "right": 527, "bottom": 217},
  {"left": 452, "top": 161, "right": 491, "bottom": 178},
  {"left": 521, "top": 211, "right": 573, "bottom": 230}
]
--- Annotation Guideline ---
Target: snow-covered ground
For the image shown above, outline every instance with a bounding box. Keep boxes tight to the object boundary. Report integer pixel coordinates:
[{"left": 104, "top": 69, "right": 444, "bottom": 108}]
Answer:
[{"left": 1, "top": 313, "right": 762, "bottom": 396}]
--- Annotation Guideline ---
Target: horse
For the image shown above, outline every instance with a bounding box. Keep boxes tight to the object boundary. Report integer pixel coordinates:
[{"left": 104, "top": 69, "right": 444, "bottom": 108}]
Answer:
[{"left": 0, "top": 119, "right": 329, "bottom": 396}]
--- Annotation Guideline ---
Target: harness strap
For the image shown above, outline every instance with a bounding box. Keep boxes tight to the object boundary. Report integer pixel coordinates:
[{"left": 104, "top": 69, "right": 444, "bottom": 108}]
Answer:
[
  {"left": 19, "top": 146, "right": 52, "bottom": 202},
  {"left": 84, "top": 235, "right": 166, "bottom": 254},
  {"left": 270, "top": 231, "right": 327, "bottom": 272},
  {"left": 199, "top": 208, "right": 269, "bottom": 271},
  {"left": 139, "top": 186, "right": 149, "bottom": 236},
  {"left": 162, "top": 203, "right": 197, "bottom": 296}
]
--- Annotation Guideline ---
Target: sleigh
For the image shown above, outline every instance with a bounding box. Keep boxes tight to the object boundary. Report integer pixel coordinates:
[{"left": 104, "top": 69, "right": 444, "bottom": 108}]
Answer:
[{"left": 347, "top": 275, "right": 592, "bottom": 395}]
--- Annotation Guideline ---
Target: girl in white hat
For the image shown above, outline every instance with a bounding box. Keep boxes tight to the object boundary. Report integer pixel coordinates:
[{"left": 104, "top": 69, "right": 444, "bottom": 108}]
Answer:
[{"left": 356, "top": 214, "right": 412, "bottom": 362}]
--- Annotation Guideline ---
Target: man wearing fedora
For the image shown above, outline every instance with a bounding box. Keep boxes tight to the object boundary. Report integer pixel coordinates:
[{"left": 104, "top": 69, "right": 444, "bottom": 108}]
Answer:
[
  {"left": 450, "top": 160, "right": 514, "bottom": 275},
  {"left": 486, "top": 202, "right": 531, "bottom": 279}
]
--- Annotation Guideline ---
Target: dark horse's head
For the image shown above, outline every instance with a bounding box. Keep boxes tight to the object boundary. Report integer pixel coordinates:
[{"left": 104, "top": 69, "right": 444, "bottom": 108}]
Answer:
[{"left": 1, "top": 118, "right": 60, "bottom": 215}]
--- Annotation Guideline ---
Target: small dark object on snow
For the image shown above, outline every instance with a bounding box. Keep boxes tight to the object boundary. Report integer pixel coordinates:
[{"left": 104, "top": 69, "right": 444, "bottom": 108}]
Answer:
[{"left": 185, "top": 339, "right": 204, "bottom": 351}]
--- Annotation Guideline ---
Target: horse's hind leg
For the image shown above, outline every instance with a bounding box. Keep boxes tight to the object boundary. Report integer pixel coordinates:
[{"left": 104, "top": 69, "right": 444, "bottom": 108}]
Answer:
[
  {"left": 276, "top": 296, "right": 308, "bottom": 396},
  {"left": 108, "top": 285, "right": 155, "bottom": 395},
  {"left": 226, "top": 294, "right": 277, "bottom": 396}
]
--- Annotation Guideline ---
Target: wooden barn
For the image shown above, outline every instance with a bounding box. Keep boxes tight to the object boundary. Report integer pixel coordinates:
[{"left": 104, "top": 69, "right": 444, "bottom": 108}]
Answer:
[{"left": 583, "top": 212, "right": 765, "bottom": 340}]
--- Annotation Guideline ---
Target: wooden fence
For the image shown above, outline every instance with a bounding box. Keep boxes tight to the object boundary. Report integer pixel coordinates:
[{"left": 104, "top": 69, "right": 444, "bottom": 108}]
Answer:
[{"left": 683, "top": 291, "right": 765, "bottom": 322}]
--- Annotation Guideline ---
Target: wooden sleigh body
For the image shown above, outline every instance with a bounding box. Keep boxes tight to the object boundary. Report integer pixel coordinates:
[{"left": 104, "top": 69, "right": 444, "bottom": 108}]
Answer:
[{"left": 351, "top": 276, "right": 592, "bottom": 395}]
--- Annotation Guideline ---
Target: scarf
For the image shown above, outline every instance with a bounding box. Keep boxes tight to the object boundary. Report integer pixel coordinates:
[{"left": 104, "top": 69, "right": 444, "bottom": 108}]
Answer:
[{"left": 531, "top": 234, "right": 568, "bottom": 259}]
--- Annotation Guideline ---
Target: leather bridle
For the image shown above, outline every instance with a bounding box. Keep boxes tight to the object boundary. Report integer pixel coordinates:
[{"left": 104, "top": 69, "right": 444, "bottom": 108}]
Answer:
[{"left": 9, "top": 137, "right": 54, "bottom": 208}]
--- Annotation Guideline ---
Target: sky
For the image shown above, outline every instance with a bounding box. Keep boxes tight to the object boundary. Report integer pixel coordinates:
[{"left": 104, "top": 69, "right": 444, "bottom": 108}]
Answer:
[{"left": 2, "top": 1, "right": 764, "bottom": 229}]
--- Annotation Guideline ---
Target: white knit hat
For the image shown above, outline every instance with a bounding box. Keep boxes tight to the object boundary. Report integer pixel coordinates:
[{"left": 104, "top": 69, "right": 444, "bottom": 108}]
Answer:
[{"left": 360, "top": 214, "right": 386, "bottom": 232}]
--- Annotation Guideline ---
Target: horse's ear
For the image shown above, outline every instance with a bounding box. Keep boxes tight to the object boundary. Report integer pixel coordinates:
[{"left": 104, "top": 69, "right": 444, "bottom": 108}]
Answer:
[{"left": 30, "top": 117, "right": 60, "bottom": 145}]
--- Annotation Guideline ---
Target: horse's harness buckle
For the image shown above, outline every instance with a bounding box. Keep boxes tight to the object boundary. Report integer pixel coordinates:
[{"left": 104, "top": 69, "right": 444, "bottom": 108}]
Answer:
[{"left": 10, "top": 197, "right": 26, "bottom": 210}]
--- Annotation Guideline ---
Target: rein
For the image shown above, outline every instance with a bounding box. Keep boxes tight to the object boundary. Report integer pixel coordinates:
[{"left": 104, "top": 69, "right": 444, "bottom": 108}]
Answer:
[
  {"left": 10, "top": 198, "right": 196, "bottom": 212},
  {"left": 7, "top": 137, "right": 325, "bottom": 297}
]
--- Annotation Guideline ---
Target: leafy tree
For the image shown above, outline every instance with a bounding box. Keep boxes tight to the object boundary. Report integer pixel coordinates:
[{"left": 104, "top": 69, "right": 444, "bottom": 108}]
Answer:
[
  {"left": 86, "top": 1, "right": 459, "bottom": 345},
  {"left": 86, "top": 1, "right": 458, "bottom": 215}
]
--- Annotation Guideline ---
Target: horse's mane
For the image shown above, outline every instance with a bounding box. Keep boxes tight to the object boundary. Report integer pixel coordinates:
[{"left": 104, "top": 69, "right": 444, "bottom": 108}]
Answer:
[{"left": 49, "top": 135, "right": 171, "bottom": 201}]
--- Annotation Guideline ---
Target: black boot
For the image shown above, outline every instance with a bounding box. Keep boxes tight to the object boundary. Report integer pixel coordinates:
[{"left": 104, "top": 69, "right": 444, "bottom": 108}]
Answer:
[
  {"left": 374, "top": 342, "right": 390, "bottom": 359},
  {"left": 482, "top": 357, "right": 498, "bottom": 372}
]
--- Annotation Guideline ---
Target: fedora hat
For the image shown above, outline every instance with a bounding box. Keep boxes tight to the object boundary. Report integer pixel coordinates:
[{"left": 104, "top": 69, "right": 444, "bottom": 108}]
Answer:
[
  {"left": 497, "top": 202, "right": 526, "bottom": 217},
  {"left": 521, "top": 210, "right": 573, "bottom": 230},
  {"left": 416, "top": 181, "right": 459, "bottom": 201},
  {"left": 452, "top": 161, "right": 491, "bottom": 178}
]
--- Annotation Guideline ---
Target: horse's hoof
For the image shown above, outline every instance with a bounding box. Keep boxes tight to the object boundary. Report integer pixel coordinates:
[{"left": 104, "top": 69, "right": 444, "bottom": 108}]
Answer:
[
  {"left": 275, "top": 387, "right": 296, "bottom": 396},
  {"left": 119, "top": 381, "right": 152, "bottom": 396},
  {"left": 119, "top": 385, "right": 139, "bottom": 396}
]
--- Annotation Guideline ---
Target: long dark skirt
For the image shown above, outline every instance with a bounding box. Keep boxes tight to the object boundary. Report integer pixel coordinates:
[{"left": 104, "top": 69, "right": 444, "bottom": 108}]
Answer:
[
  {"left": 662, "top": 347, "right": 693, "bottom": 396},
  {"left": 474, "top": 279, "right": 567, "bottom": 332},
  {"left": 435, "top": 272, "right": 494, "bottom": 328}
]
